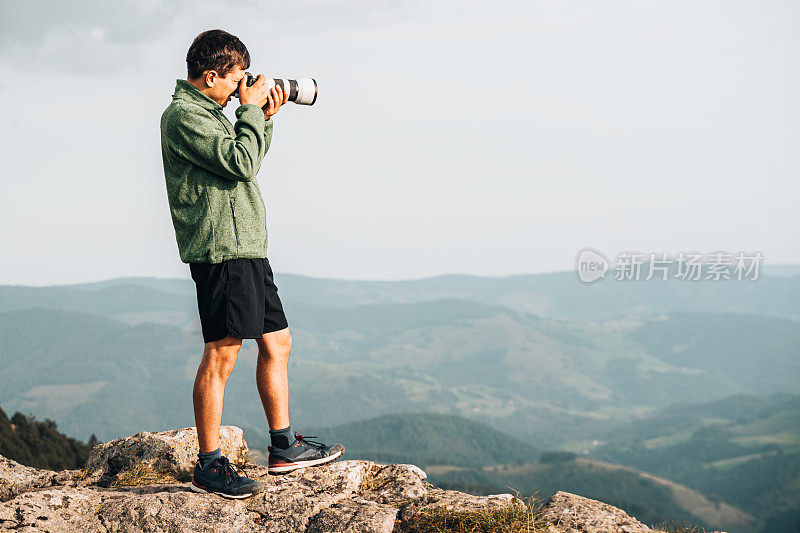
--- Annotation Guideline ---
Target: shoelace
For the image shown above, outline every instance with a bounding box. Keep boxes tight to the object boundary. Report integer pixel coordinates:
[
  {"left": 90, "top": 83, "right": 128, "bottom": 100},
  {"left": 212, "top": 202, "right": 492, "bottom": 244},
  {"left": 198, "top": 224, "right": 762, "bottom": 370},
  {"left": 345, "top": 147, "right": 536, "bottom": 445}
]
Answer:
[
  {"left": 211, "top": 456, "right": 242, "bottom": 487},
  {"left": 294, "top": 432, "right": 326, "bottom": 449}
]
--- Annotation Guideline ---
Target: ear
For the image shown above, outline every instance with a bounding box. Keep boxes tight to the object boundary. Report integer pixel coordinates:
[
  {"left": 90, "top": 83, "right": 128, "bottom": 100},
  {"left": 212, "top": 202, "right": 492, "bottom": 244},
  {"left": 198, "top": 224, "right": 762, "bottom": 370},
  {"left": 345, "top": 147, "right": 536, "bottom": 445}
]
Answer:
[{"left": 203, "top": 70, "right": 219, "bottom": 88}]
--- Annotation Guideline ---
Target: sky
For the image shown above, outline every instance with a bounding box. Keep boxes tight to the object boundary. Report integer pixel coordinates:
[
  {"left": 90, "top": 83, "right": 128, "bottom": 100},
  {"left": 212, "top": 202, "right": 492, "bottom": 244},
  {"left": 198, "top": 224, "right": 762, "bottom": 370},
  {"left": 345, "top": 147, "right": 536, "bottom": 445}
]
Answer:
[{"left": 1, "top": 0, "right": 798, "bottom": 285}]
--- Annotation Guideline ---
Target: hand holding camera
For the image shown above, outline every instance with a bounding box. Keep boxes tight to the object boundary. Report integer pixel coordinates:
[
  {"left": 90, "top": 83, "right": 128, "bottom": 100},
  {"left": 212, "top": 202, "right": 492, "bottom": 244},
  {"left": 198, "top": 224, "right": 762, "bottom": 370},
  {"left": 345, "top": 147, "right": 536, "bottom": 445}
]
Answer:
[
  {"left": 237, "top": 74, "right": 269, "bottom": 108},
  {"left": 264, "top": 83, "right": 289, "bottom": 120},
  {"left": 237, "top": 74, "right": 290, "bottom": 120},
  {"left": 234, "top": 72, "right": 317, "bottom": 120}
]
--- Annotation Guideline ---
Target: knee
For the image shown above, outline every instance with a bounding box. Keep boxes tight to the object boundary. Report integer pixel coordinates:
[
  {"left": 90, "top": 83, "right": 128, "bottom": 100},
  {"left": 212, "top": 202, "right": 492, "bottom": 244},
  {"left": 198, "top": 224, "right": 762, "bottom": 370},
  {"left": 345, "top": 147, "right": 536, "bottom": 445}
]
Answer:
[
  {"left": 202, "top": 344, "right": 240, "bottom": 379},
  {"left": 258, "top": 330, "right": 292, "bottom": 361},
  {"left": 274, "top": 330, "right": 292, "bottom": 358},
  {"left": 283, "top": 331, "right": 293, "bottom": 355}
]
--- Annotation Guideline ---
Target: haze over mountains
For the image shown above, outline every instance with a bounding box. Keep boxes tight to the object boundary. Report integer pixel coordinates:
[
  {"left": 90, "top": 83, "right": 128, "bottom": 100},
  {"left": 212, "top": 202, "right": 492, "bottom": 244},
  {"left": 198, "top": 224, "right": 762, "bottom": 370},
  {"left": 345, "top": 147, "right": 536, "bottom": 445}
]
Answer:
[
  {"left": 0, "top": 267, "right": 798, "bottom": 532},
  {"left": 4, "top": 264, "right": 798, "bottom": 323}
]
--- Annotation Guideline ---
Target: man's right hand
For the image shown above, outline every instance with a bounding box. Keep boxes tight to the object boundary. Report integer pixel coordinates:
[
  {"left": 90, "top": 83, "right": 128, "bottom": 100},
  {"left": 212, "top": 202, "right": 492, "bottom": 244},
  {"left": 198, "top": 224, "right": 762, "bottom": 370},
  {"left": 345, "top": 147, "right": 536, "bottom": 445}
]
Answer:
[{"left": 238, "top": 74, "right": 270, "bottom": 109}]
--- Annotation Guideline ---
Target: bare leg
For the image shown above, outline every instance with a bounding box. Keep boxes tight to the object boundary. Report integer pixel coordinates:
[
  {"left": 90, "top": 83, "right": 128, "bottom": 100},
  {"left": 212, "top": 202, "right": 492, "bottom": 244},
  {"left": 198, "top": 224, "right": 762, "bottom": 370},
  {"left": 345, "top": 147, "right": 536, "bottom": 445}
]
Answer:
[
  {"left": 193, "top": 335, "right": 242, "bottom": 453},
  {"left": 255, "top": 327, "right": 292, "bottom": 430}
]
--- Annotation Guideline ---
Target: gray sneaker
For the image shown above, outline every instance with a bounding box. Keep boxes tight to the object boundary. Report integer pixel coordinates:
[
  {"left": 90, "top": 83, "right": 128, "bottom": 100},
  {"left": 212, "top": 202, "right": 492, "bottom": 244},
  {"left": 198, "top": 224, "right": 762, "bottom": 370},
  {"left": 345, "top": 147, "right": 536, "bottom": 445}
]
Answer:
[
  {"left": 190, "top": 456, "right": 263, "bottom": 499},
  {"left": 268, "top": 432, "right": 345, "bottom": 474}
]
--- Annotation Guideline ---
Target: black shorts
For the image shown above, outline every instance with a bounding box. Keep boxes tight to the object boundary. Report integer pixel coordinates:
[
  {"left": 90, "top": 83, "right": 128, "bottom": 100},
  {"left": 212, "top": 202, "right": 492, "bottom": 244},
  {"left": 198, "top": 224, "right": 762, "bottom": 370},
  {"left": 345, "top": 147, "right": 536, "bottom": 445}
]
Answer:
[{"left": 189, "top": 257, "right": 289, "bottom": 344}]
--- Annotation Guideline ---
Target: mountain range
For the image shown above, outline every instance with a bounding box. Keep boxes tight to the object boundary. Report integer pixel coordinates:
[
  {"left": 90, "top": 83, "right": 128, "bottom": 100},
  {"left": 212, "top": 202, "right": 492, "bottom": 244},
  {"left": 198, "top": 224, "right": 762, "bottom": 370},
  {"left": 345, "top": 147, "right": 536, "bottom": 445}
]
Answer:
[{"left": 0, "top": 267, "right": 797, "bottom": 532}]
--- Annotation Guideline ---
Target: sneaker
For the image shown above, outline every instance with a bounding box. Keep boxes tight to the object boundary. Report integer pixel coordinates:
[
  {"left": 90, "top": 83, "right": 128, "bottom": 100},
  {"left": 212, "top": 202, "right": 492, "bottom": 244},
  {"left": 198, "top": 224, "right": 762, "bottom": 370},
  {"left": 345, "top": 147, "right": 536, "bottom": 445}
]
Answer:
[
  {"left": 190, "top": 455, "right": 263, "bottom": 499},
  {"left": 268, "top": 432, "right": 345, "bottom": 474}
]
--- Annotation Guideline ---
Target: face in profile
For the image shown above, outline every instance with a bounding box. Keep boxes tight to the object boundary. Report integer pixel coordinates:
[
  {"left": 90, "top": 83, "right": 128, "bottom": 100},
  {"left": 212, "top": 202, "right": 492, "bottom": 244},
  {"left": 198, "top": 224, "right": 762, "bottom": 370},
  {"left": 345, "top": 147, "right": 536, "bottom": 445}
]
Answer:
[{"left": 207, "top": 65, "right": 246, "bottom": 107}]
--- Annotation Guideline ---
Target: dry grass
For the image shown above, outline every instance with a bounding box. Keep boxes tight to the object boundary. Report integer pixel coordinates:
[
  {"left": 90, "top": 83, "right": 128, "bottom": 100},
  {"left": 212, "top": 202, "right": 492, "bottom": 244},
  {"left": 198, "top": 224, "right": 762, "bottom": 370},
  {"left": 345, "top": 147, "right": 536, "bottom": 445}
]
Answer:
[
  {"left": 397, "top": 494, "right": 549, "bottom": 533},
  {"left": 239, "top": 450, "right": 258, "bottom": 468},
  {"left": 107, "top": 463, "right": 185, "bottom": 487}
]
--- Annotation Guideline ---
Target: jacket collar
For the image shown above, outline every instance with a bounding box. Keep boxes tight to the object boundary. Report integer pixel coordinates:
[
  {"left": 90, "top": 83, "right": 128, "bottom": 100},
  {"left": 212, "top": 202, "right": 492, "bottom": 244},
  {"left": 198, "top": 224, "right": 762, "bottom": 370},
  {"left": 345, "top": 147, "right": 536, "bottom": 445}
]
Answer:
[{"left": 172, "top": 79, "right": 223, "bottom": 111}]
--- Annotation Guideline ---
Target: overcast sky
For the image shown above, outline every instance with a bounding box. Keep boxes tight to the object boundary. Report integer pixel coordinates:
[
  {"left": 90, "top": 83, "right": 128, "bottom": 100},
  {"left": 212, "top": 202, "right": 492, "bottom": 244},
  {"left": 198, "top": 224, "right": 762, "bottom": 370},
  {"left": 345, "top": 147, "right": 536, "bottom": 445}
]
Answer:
[{"left": 1, "top": 0, "right": 798, "bottom": 286}]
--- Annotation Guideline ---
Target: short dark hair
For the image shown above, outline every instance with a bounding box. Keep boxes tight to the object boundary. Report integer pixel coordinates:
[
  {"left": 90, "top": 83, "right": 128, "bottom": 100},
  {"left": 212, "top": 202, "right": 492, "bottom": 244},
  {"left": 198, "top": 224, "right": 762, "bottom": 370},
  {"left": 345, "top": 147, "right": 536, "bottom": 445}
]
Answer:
[{"left": 186, "top": 29, "right": 250, "bottom": 80}]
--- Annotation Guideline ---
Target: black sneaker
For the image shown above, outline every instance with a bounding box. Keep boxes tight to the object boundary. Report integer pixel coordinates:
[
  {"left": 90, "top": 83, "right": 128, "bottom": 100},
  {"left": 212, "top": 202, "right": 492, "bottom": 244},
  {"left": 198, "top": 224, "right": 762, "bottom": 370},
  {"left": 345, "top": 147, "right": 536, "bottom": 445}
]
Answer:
[
  {"left": 190, "top": 455, "right": 263, "bottom": 499},
  {"left": 268, "top": 432, "right": 345, "bottom": 474}
]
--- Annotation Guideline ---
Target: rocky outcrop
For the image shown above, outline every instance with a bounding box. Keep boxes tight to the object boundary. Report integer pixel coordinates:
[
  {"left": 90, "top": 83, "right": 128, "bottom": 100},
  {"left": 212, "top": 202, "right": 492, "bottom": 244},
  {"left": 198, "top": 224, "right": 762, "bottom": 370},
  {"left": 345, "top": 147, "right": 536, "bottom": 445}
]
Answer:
[
  {"left": 540, "top": 491, "right": 659, "bottom": 533},
  {"left": 0, "top": 426, "right": 722, "bottom": 532},
  {"left": 82, "top": 425, "right": 248, "bottom": 487}
]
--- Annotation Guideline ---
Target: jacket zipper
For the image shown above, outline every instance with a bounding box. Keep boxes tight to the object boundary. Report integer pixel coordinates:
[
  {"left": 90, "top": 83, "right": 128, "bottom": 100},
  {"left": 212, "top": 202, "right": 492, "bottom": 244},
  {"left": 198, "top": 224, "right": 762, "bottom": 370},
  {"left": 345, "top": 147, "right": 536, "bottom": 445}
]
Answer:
[{"left": 230, "top": 197, "right": 241, "bottom": 247}]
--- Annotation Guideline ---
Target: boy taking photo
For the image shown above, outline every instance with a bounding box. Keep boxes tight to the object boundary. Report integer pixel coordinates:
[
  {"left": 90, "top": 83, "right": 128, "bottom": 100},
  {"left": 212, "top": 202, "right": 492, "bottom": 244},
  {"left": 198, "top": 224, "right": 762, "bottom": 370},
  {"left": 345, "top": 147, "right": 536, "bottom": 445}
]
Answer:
[{"left": 160, "top": 29, "right": 344, "bottom": 499}]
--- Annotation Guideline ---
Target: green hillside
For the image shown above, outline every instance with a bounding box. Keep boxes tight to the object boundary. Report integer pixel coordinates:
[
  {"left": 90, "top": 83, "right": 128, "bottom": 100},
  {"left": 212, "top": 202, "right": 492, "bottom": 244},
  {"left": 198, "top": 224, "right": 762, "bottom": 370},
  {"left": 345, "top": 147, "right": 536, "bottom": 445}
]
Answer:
[
  {"left": 581, "top": 393, "right": 800, "bottom": 533},
  {"left": 0, "top": 284, "right": 196, "bottom": 327},
  {"left": 1, "top": 305, "right": 798, "bottom": 449},
  {"left": 0, "top": 406, "right": 98, "bottom": 470},
  {"left": 266, "top": 412, "right": 540, "bottom": 467},
  {"left": 627, "top": 313, "right": 800, "bottom": 397},
  {"left": 0, "top": 307, "right": 198, "bottom": 440}
]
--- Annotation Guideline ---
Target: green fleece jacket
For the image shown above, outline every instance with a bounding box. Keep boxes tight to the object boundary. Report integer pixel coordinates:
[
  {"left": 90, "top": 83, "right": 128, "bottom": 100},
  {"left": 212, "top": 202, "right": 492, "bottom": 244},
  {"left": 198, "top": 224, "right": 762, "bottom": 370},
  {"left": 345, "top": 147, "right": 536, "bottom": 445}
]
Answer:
[{"left": 160, "top": 79, "right": 274, "bottom": 263}]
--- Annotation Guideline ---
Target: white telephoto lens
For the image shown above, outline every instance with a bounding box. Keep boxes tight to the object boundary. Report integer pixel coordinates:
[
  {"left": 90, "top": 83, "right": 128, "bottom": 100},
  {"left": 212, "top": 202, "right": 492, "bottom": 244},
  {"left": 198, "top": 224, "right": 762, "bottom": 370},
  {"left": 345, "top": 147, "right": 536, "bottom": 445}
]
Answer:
[{"left": 294, "top": 78, "right": 318, "bottom": 105}]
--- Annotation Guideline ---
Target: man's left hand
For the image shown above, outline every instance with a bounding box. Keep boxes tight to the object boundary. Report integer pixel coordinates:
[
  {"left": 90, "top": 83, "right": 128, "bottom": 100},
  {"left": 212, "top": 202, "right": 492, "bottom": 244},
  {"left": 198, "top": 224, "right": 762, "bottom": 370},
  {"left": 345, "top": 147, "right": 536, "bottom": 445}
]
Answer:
[{"left": 264, "top": 83, "right": 289, "bottom": 120}]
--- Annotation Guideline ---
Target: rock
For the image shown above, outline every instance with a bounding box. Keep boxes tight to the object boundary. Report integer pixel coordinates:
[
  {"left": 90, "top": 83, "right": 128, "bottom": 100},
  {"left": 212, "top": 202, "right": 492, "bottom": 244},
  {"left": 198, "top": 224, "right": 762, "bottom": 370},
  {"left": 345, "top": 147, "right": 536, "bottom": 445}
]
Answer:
[
  {"left": 0, "top": 427, "right": 709, "bottom": 532},
  {"left": 540, "top": 490, "right": 656, "bottom": 532},
  {"left": 358, "top": 463, "right": 429, "bottom": 505},
  {"left": 398, "top": 487, "right": 517, "bottom": 522},
  {"left": 0, "top": 455, "right": 80, "bottom": 503},
  {"left": 82, "top": 425, "right": 249, "bottom": 486},
  {"left": 306, "top": 499, "right": 398, "bottom": 533},
  {"left": 97, "top": 489, "right": 262, "bottom": 532},
  {"left": 0, "top": 487, "right": 105, "bottom": 531},
  {"left": 0, "top": 455, "right": 56, "bottom": 502},
  {"left": 242, "top": 460, "right": 376, "bottom": 532}
]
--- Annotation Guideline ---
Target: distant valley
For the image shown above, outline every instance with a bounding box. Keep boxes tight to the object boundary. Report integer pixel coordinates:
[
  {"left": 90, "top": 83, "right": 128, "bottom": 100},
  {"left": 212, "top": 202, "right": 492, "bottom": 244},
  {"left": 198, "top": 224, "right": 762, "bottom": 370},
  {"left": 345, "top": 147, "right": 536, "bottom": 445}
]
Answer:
[{"left": 0, "top": 269, "right": 798, "bottom": 532}]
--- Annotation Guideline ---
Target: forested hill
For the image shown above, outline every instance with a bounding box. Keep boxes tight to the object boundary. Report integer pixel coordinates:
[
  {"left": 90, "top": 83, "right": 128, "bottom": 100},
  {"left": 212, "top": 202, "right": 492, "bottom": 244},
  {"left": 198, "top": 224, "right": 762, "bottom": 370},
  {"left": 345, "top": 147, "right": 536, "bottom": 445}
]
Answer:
[{"left": 0, "top": 406, "right": 98, "bottom": 470}]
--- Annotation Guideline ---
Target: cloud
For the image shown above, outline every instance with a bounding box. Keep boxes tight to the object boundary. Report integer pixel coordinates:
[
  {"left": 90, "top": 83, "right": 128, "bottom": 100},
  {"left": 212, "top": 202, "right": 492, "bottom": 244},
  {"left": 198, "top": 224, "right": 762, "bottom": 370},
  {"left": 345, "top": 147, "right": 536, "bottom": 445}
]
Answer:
[
  {"left": 0, "top": 0, "right": 420, "bottom": 74},
  {"left": 0, "top": 0, "right": 194, "bottom": 73},
  {"left": 0, "top": 0, "right": 188, "bottom": 47}
]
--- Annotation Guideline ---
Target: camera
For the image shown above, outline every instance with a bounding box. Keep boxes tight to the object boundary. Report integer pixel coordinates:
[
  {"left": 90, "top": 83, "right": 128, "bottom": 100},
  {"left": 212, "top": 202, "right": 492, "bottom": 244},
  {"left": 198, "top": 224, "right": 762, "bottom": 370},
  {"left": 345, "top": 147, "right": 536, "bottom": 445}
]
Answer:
[{"left": 232, "top": 72, "right": 317, "bottom": 106}]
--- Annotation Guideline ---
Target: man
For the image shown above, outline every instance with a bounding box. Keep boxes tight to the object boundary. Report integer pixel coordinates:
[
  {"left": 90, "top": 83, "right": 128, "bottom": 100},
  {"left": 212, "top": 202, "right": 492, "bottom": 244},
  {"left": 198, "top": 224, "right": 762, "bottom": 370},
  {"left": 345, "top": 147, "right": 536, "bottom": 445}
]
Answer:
[{"left": 160, "top": 29, "right": 344, "bottom": 499}]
